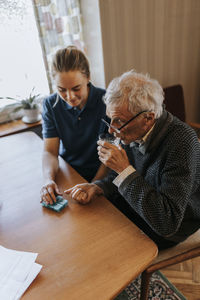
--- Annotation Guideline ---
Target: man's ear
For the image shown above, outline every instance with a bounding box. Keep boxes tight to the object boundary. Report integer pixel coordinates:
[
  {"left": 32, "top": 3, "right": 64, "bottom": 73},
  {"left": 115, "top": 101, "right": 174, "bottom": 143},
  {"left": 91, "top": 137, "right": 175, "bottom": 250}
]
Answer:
[{"left": 145, "top": 112, "right": 155, "bottom": 124}]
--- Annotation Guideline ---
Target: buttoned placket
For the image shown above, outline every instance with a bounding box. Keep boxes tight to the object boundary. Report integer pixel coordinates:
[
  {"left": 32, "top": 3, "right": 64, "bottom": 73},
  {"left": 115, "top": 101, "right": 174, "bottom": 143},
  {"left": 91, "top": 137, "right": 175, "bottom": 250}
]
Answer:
[{"left": 72, "top": 107, "right": 82, "bottom": 127}]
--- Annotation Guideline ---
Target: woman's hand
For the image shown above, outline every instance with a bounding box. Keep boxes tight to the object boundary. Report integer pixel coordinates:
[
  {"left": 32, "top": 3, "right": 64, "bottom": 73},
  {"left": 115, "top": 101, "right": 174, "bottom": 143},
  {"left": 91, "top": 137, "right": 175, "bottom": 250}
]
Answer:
[
  {"left": 64, "top": 183, "right": 103, "bottom": 204},
  {"left": 40, "top": 180, "right": 62, "bottom": 204},
  {"left": 97, "top": 140, "right": 130, "bottom": 174}
]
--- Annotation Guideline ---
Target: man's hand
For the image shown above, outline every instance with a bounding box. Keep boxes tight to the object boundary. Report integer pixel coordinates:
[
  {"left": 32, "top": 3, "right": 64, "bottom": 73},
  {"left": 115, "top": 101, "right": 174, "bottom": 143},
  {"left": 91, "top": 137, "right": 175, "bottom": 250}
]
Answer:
[
  {"left": 97, "top": 140, "right": 130, "bottom": 174},
  {"left": 40, "top": 180, "right": 62, "bottom": 204},
  {"left": 64, "top": 183, "right": 103, "bottom": 204}
]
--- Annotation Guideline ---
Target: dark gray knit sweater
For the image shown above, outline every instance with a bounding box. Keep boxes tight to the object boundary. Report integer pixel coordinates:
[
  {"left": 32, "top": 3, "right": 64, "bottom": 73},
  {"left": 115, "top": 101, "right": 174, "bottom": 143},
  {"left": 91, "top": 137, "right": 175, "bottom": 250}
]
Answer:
[{"left": 95, "top": 110, "right": 200, "bottom": 243}]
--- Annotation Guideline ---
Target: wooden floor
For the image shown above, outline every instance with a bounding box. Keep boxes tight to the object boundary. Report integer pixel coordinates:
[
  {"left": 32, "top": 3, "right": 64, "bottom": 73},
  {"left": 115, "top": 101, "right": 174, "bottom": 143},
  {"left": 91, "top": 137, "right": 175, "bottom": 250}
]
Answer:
[{"left": 162, "top": 257, "right": 200, "bottom": 300}]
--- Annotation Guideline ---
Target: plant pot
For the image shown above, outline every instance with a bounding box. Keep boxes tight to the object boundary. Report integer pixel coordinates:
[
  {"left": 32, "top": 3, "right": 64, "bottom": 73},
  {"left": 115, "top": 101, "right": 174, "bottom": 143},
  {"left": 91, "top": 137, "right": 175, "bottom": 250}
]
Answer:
[{"left": 22, "top": 107, "right": 41, "bottom": 124}]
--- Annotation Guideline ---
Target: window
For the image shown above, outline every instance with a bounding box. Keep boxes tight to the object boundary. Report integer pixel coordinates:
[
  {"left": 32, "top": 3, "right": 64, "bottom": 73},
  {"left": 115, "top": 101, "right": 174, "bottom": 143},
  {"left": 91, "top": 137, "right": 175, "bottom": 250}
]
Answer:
[{"left": 0, "top": 0, "right": 49, "bottom": 109}]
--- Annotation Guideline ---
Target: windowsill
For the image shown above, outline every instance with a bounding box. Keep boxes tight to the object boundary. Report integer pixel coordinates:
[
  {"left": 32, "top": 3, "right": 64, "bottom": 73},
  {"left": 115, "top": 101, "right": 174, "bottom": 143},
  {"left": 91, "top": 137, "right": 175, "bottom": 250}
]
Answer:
[
  {"left": 0, "top": 119, "right": 42, "bottom": 138},
  {"left": 0, "top": 103, "right": 23, "bottom": 124}
]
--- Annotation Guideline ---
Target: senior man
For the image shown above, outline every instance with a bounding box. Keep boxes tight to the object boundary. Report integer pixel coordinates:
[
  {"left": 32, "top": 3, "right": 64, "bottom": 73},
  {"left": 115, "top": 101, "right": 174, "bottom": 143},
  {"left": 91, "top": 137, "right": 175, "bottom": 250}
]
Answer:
[{"left": 65, "top": 70, "right": 200, "bottom": 250}]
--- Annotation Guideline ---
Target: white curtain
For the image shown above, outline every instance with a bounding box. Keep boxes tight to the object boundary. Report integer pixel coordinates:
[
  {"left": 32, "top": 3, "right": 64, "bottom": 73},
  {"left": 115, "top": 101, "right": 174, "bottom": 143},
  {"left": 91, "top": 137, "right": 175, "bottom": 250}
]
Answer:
[{"left": 32, "top": 0, "right": 84, "bottom": 93}]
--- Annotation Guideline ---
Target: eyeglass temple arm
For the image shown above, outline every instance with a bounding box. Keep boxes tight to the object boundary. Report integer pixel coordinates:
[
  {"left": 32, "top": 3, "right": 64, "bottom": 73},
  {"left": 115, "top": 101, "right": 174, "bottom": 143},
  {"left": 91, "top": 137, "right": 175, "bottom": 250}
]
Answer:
[
  {"left": 118, "top": 110, "right": 148, "bottom": 130},
  {"left": 101, "top": 119, "right": 120, "bottom": 133}
]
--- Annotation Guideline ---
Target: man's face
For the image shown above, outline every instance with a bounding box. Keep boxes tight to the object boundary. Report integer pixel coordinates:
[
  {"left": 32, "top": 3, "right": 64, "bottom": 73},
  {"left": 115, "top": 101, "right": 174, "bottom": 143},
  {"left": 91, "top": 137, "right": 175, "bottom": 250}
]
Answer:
[{"left": 106, "top": 102, "right": 153, "bottom": 144}]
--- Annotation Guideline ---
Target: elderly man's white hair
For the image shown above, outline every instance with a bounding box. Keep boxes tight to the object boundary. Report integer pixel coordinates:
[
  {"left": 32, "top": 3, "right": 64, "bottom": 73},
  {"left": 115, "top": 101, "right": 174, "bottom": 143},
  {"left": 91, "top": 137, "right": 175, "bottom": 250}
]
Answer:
[{"left": 104, "top": 70, "right": 164, "bottom": 119}]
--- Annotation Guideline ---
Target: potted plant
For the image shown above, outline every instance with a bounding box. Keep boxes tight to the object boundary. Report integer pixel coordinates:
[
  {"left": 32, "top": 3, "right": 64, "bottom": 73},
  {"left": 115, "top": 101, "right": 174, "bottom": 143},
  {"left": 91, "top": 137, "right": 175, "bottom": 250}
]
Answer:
[{"left": 0, "top": 88, "right": 42, "bottom": 124}]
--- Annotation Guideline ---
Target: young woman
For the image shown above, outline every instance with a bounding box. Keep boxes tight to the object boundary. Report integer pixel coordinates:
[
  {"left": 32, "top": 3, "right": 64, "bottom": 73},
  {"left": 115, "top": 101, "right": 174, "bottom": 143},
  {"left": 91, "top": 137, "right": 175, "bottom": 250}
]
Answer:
[{"left": 40, "top": 46, "right": 107, "bottom": 204}]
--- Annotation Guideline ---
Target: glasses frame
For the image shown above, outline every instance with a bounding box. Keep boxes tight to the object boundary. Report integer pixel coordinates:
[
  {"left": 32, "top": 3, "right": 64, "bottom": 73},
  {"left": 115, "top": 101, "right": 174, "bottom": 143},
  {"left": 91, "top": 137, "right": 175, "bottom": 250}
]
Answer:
[{"left": 101, "top": 110, "right": 148, "bottom": 133}]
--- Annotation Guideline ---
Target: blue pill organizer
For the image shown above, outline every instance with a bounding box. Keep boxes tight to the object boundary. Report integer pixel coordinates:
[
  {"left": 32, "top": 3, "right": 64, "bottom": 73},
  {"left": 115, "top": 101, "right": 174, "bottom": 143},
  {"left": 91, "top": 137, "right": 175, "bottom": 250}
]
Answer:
[{"left": 42, "top": 195, "right": 68, "bottom": 212}]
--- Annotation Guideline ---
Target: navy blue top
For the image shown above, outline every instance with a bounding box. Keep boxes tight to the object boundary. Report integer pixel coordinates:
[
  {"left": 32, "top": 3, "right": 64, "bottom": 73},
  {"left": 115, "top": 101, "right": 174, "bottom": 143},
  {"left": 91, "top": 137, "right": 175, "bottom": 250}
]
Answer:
[{"left": 42, "top": 83, "right": 107, "bottom": 181}]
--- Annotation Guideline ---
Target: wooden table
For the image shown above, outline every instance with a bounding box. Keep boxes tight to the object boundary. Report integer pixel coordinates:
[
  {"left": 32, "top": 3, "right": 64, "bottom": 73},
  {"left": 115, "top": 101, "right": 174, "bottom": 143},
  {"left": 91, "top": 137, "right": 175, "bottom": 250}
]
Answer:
[
  {"left": 0, "top": 132, "right": 158, "bottom": 300},
  {"left": 0, "top": 118, "right": 42, "bottom": 137}
]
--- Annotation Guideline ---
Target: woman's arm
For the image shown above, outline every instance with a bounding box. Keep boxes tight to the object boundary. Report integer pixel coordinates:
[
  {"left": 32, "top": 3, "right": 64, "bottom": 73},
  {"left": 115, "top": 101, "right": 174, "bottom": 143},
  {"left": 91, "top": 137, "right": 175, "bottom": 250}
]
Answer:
[
  {"left": 41, "top": 137, "right": 62, "bottom": 204},
  {"left": 91, "top": 163, "right": 109, "bottom": 182}
]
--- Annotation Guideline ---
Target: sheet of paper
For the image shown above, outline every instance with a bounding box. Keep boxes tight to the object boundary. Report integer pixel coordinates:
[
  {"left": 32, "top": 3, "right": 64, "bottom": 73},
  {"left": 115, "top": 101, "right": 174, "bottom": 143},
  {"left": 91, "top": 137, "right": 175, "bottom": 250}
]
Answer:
[
  {"left": 0, "top": 246, "right": 42, "bottom": 300},
  {"left": 11, "top": 251, "right": 38, "bottom": 282},
  {"left": 0, "top": 246, "right": 22, "bottom": 284},
  {"left": 0, "top": 277, "right": 22, "bottom": 300},
  {"left": 15, "top": 263, "right": 42, "bottom": 300}
]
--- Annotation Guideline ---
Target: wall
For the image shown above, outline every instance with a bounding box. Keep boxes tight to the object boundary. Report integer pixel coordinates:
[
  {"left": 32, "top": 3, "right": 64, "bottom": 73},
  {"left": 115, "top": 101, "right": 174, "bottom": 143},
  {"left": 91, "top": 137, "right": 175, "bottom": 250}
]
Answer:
[
  {"left": 99, "top": 0, "right": 200, "bottom": 122},
  {"left": 80, "top": 0, "right": 105, "bottom": 88}
]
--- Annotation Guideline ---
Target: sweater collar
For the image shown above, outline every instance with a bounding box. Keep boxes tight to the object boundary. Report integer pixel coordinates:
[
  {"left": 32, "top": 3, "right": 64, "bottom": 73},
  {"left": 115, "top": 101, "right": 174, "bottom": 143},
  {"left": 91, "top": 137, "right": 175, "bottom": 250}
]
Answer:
[{"left": 130, "top": 110, "right": 174, "bottom": 154}]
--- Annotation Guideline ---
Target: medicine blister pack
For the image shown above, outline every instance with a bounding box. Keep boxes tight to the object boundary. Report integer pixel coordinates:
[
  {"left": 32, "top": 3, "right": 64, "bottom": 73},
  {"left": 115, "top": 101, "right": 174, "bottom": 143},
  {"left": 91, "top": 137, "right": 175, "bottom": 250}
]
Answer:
[{"left": 42, "top": 195, "right": 68, "bottom": 212}]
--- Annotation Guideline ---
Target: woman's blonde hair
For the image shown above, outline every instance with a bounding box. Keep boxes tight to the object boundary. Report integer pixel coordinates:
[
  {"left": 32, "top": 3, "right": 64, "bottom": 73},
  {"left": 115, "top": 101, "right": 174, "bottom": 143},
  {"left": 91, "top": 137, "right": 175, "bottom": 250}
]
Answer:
[{"left": 52, "top": 45, "right": 90, "bottom": 78}]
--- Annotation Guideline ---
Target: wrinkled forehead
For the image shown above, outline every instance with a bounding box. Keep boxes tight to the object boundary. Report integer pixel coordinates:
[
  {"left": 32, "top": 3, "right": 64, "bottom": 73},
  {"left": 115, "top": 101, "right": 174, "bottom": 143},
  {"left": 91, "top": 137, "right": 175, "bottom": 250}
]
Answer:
[{"left": 106, "top": 102, "right": 132, "bottom": 119}]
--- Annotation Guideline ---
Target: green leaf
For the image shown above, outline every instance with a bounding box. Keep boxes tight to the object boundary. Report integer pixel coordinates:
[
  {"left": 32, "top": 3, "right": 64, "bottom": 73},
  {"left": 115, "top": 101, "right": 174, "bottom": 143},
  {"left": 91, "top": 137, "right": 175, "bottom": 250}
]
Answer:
[
  {"left": 1, "top": 87, "right": 41, "bottom": 110},
  {"left": 13, "top": 106, "right": 23, "bottom": 112}
]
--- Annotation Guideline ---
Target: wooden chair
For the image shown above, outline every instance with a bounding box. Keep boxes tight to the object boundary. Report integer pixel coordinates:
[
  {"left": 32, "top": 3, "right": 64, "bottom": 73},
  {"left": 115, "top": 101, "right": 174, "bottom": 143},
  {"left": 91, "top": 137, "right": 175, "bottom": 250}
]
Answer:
[
  {"left": 163, "top": 84, "right": 200, "bottom": 138},
  {"left": 140, "top": 85, "right": 200, "bottom": 299},
  {"left": 140, "top": 229, "right": 200, "bottom": 299}
]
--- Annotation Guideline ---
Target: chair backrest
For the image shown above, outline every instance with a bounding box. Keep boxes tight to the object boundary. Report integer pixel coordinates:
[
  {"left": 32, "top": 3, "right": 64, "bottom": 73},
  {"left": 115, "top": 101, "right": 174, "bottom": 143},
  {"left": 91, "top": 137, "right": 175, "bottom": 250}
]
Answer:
[{"left": 163, "top": 84, "right": 186, "bottom": 122}]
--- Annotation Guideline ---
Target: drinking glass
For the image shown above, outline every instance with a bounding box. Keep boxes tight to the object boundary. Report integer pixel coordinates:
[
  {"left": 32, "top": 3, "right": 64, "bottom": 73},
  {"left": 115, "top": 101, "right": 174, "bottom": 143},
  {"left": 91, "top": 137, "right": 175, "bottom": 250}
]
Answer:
[{"left": 98, "top": 133, "right": 120, "bottom": 146}]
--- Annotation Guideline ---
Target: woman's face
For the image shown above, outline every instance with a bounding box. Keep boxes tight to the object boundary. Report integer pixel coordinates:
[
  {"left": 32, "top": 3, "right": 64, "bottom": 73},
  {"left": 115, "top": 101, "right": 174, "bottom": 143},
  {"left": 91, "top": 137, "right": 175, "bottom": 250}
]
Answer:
[{"left": 55, "top": 70, "right": 90, "bottom": 110}]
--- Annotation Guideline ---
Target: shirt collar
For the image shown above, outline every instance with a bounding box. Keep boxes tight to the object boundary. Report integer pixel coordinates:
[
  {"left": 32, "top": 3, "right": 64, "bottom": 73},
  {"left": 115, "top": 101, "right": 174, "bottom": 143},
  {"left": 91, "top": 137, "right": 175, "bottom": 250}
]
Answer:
[
  {"left": 142, "top": 123, "right": 155, "bottom": 143},
  {"left": 129, "top": 110, "right": 173, "bottom": 154},
  {"left": 130, "top": 124, "right": 155, "bottom": 148}
]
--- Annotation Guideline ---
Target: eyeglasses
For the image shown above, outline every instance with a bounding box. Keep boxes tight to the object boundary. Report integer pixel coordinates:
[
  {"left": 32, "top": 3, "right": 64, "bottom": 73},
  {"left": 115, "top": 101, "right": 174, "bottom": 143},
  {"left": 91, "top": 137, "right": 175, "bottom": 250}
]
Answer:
[{"left": 101, "top": 110, "right": 148, "bottom": 133}]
